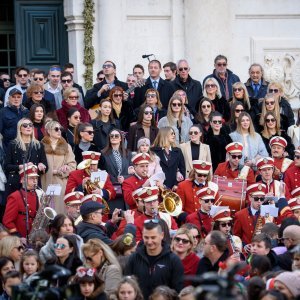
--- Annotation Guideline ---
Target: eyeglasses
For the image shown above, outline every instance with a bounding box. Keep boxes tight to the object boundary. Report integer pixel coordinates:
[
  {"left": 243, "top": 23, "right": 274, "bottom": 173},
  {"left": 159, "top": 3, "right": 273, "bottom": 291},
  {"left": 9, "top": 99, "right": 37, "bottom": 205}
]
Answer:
[
  {"left": 21, "top": 123, "right": 33, "bottom": 128},
  {"left": 266, "top": 118, "right": 276, "bottom": 123},
  {"left": 146, "top": 94, "right": 156, "bottom": 98},
  {"left": 217, "top": 63, "right": 227, "bottom": 67},
  {"left": 103, "top": 64, "right": 113, "bottom": 69},
  {"left": 17, "top": 73, "right": 28, "bottom": 78},
  {"left": 220, "top": 222, "right": 232, "bottom": 228},
  {"left": 2, "top": 78, "right": 10, "bottom": 82},
  {"left": 235, "top": 109, "right": 244, "bottom": 113},
  {"left": 62, "top": 79, "right": 72, "bottom": 84},
  {"left": 212, "top": 120, "right": 222, "bottom": 124},
  {"left": 189, "top": 131, "right": 199, "bottom": 135},
  {"left": 53, "top": 127, "right": 63, "bottom": 132},
  {"left": 54, "top": 243, "right": 66, "bottom": 249},
  {"left": 73, "top": 116, "right": 81, "bottom": 120},
  {"left": 201, "top": 105, "right": 211, "bottom": 109},
  {"left": 178, "top": 67, "right": 189, "bottom": 72},
  {"left": 174, "top": 237, "right": 191, "bottom": 244},
  {"left": 68, "top": 96, "right": 79, "bottom": 100},
  {"left": 230, "top": 154, "right": 242, "bottom": 159},
  {"left": 33, "top": 91, "right": 44, "bottom": 95},
  {"left": 205, "top": 84, "right": 216, "bottom": 88},
  {"left": 295, "top": 155, "right": 300, "bottom": 160},
  {"left": 144, "top": 219, "right": 159, "bottom": 224},
  {"left": 253, "top": 197, "right": 265, "bottom": 202},
  {"left": 196, "top": 173, "right": 208, "bottom": 177},
  {"left": 269, "top": 89, "right": 279, "bottom": 93},
  {"left": 233, "top": 88, "right": 243, "bottom": 92},
  {"left": 203, "top": 199, "right": 215, "bottom": 203},
  {"left": 98, "top": 77, "right": 105, "bottom": 81},
  {"left": 33, "top": 77, "right": 44, "bottom": 81},
  {"left": 110, "top": 133, "right": 120, "bottom": 138},
  {"left": 172, "top": 102, "right": 182, "bottom": 107},
  {"left": 113, "top": 94, "right": 123, "bottom": 98},
  {"left": 265, "top": 101, "right": 275, "bottom": 106},
  {"left": 15, "top": 245, "right": 25, "bottom": 252},
  {"left": 144, "top": 111, "right": 154, "bottom": 115},
  {"left": 83, "top": 130, "right": 94, "bottom": 135}
]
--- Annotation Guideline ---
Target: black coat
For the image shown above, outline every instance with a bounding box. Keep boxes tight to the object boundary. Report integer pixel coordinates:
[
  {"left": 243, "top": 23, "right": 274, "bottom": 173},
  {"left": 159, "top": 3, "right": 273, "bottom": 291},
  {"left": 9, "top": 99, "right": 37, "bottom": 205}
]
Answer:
[
  {"left": 127, "top": 123, "right": 159, "bottom": 151},
  {"left": 124, "top": 242, "right": 184, "bottom": 300},
  {"left": 171, "top": 75, "right": 203, "bottom": 110},
  {"left": 112, "top": 101, "right": 136, "bottom": 132},
  {"left": 204, "top": 127, "right": 232, "bottom": 171},
  {"left": 73, "top": 143, "right": 99, "bottom": 165},
  {"left": 23, "top": 97, "right": 54, "bottom": 114},
  {"left": 84, "top": 78, "right": 128, "bottom": 109},
  {"left": 245, "top": 78, "right": 269, "bottom": 101},
  {"left": 22, "top": 90, "right": 56, "bottom": 111},
  {"left": 134, "top": 77, "right": 175, "bottom": 109},
  {"left": 151, "top": 146, "right": 185, "bottom": 188},
  {"left": 4, "top": 140, "right": 48, "bottom": 196}
]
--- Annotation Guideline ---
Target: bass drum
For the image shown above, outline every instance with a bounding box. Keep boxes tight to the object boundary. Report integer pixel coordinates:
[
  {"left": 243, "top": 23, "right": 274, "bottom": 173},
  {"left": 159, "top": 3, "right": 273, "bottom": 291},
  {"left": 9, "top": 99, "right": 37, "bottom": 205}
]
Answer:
[{"left": 213, "top": 176, "right": 247, "bottom": 213}]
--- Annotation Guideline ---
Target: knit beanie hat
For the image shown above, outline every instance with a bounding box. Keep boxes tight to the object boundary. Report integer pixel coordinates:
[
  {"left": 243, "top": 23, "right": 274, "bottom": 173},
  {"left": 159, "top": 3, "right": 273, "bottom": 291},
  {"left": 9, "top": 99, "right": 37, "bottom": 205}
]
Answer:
[
  {"left": 275, "top": 271, "right": 300, "bottom": 297},
  {"left": 137, "top": 137, "right": 150, "bottom": 149}
]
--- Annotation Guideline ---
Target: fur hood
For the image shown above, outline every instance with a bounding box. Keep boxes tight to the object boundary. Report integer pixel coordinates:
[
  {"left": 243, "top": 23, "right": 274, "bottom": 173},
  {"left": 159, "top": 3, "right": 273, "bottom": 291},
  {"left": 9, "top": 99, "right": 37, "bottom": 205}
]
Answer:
[{"left": 42, "top": 136, "right": 69, "bottom": 155}]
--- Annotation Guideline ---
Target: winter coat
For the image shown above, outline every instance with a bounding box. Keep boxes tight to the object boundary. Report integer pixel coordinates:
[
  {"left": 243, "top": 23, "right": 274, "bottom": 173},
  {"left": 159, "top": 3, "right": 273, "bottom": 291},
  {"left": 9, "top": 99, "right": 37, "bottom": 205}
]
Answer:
[
  {"left": 41, "top": 136, "right": 76, "bottom": 213},
  {"left": 111, "top": 101, "right": 136, "bottom": 132},
  {"left": 73, "top": 143, "right": 99, "bottom": 165},
  {"left": 245, "top": 78, "right": 269, "bottom": 100},
  {"left": 124, "top": 242, "right": 184, "bottom": 300},
  {"left": 23, "top": 97, "right": 53, "bottom": 114},
  {"left": 56, "top": 100, "right": 90, "bottom": 129}
]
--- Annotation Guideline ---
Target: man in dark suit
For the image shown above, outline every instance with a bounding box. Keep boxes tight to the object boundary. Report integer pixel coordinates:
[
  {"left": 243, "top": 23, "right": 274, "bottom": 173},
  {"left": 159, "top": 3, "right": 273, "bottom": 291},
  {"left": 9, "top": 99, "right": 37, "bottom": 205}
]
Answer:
[
  {"left": 133, "top": 60, "right": 175, "bottom": 109},
  {"left": 85, "top": 60, "right": 128, "bottom": 109}
]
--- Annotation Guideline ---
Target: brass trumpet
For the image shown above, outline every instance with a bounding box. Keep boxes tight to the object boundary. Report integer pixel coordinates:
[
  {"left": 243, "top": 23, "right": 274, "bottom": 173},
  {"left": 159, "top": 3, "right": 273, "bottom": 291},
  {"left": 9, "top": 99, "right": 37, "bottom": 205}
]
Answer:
[{"left": 158, "top": 187, "right": 182, "bottom": 217}]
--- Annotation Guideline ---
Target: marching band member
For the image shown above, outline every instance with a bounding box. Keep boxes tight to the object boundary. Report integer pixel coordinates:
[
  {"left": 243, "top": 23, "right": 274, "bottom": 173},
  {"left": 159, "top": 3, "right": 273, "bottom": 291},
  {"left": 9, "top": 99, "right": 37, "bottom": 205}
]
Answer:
[
  {"left": 269, "top": 136, "right": 294, "bottom": 180},
  {"left": 284, "top": 148, "right": 300, "bottom": 193},
  {"left": 185, "top": 187, "right": 215, "bottom": 238},
  {"left": 214, "top": 142, "right": 255, "bottom": 184},
  {"left": 65, "top": 151, "right": 116, "bottom": 201},
  {"left": 288, "top": 188, "right": 300, "bottom": 221},
  {"left": 3, "top": 165, "right": 40, "bottom": 237},
  {"left": 134, "top": 186, "right": 178, "bottom": 242},
  {"left": 256, "top": 157, "right": 291, "bottom": 200},
  {"left": 177, "top": 160, "right": 218, "bottom": 214},
  {"left": 64, "top": 191, "right": 84, "bottom": 221}
]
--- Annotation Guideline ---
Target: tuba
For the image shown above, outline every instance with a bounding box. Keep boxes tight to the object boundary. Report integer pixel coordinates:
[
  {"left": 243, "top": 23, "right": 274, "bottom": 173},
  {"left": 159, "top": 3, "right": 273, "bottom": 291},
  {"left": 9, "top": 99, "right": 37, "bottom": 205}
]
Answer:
[{"left": 158, "top": 187, "right": 182, "bottom": 217}]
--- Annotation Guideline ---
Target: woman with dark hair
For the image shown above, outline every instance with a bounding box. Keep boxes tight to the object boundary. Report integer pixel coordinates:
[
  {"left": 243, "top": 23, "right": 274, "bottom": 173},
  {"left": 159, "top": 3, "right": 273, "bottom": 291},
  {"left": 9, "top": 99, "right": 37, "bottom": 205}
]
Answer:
[
  {"left": 39, "top": 214, "right": 83, "bottom": 264},
  {"left": 109, "top": 86, "right": 136, "bottom": 132},
  {"left": 227, "top": 101, "right": 245, "bottom": 132},
  {"left": 73, "top": 122, "right": 99, "bottom": 165},
  {"left": 91, "top": 98, "right": 119, "bottom": 151},
  {"left": 56, "top": 87, "right": 90, "bottom": 129},
  {"left": 195, "top": 98, "right": 215, "bottom": 134},
  {"left": 29, "top": 103, "right": 46, "bottom": 141},
  {"left": 0, "top": 257, "right": 15, "bottom": 294},
  {"left": 63, "top": 107, "right": 81, "bottom": 149},
  {"left": 127, "top": 104, "right": 159, "bottom": 151},
  {"left": 204, "top": 112, "right": 232, "bottom": 171}
]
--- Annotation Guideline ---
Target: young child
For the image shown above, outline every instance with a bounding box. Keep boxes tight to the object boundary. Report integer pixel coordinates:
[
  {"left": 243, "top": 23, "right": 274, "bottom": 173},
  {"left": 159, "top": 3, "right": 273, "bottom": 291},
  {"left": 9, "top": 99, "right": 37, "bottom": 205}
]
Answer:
[
  {"left": 73, "top": 267, "right": 106, "bottom": 300},
  {"left": 20, "top": 250, "right": 42, "bottom": 284},
  {"left": 0, "top": 271, "right": 22, "bottom": 300}
]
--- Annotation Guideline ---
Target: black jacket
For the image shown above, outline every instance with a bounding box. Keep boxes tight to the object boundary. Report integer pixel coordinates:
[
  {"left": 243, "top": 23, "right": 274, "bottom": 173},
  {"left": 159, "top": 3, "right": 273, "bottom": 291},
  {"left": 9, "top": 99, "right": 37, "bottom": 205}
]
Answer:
[
  {"left": 151, "top": 146, "right": 186, "bottom": 188},
  {"left": 245, "top": 78, "right": 269, "bottom": 101},
  {"left": 73, "top": 143, "right": 99, "bottom": 165},
  {"left": 134, "top": 77, "right": 175, "bottom": 109},
  {"left": 23, "top": 97, "right": 54, "bottom": 114},
  {"left": 279, "top": 97, "right": 295, "bottom": 127},
  {"left": 171, "top": 75, "right": 203, "bottom": 110},
  {"left": 112, "top": 101, "right": 136, "bottom": 132},
  {"left": 84, "top": 78, "right": 128, "bottom": 109},
  {"left": 124, "top": 242, "right": 184, "bottom": 300},
  {"left": 76, "top": 221, "right": 136, "bottom": 244}
]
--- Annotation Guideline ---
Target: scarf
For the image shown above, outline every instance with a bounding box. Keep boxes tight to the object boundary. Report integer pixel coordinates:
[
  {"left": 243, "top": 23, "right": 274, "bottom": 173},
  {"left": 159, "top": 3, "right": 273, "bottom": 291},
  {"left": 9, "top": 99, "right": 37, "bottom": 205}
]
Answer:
[
  {"left": 142, "top": 119, "right": 151, "bottom": 139},
  {"left": 79, "top": 141, "right": 91, "bottom": 151},
  {"left": 112, "top": 102, "right": 122, "bottom": 118}
]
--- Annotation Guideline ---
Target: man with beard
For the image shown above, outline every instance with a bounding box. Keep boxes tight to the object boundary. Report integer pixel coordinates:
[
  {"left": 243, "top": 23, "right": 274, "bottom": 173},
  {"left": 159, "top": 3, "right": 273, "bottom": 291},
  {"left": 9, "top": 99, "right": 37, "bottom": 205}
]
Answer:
[{"left": 64, "top": 191, "right": 84, "bottom": 221}]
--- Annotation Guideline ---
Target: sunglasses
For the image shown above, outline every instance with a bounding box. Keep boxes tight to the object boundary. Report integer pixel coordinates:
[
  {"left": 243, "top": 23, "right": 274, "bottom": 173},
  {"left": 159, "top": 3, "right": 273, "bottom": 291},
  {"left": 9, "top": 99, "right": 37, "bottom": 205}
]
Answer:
[
  {"left": 62, "top": 79, "right": 72, "bottom": 84},
  {"left": 193, "top": 235, "right": 201, "bottom": 240},
  {"left": 110, "top": 133, "right": 120, "bottom": 138},
  {"left": 253, "top": 197, "right": 265, "bottom": 202},
  {"left": 170, "top": 132, "right": 176, "bottom": 136},
  {"left": 269, "top": 89, "right": 279, "bottom": 93},
  {"left": 103, "top": 64, "right": 113, "bottom": 69},
  {"left": 217, "top": 63, "right": 227, "bottom": 67},
  {"left": 196, "top": 173, "right": 208, "bottom": 177},
  {"left": 220, "top": 222, "right": 231, "bottom": 228},
  {"left": 212, "top": 120, "right": 222, "bottom": 124},
  {"left": 235, "top": 109, "right": 244, "bottom": 113},
  {"left": 295, "top": 155, "right": 300, "bottom": 159},
  {"left": 2, "top": 78, "right": 10, "bottom": 82},
  {"left": 53, "top": 127, "right": 63, "bottom": 132},
  {"left": 266, "top": 118, "right": 275, "bottom": 123},
  {"left": 202, "top": 105, "right": 211, "bottom": 109},
  {"left": 266, "top": 101, "right": 275, "bottom": 105},
  {"left": 172, "top": 102, "right": 182, "bottom": 107},
  {"left": 144, "top": 219, "right": 159, "bottom": 224},
  {"left": 203, "top": 199, "right": 215, "bottom": 204},
  {"left": 33, "top": 77, "right": 44, "bottom": 81},
  {"left": 15, "top": 245, "right": 25, "bottom": 251},
  {"left": 146, "top": 94, "right": 156, "bottom": 98},
  {"left": 189, "top": 131, "right": 199, "bottom": 135},
  {"left": 83, "top": 130, "right": 94, "bottom": 135},
  {"left": 17, "top": 73, "right": 28, "bottom": 78},
  {"left": 144, "top": 111, "right": 154, "bottom": 115},
  {"left": 84, "top": 253, "right": 98, "bottom": 262},
  {"left": 54, "top": 243, "right": 66, "bottom": 250},
  {"left": 205, "top": 84, "right": 216, "bottom": 88},
  {"left": 22, "top": 123, "right": 33, "bottom": 128},
  {"left": 73, "top": 116, "right": 81, "bottom": 120},
  {"left": 113, "top": 94, "right": 123, "bottom": 98},
  {"left": 178, "top": 67, "right": 189, "bottom": 72},
  {"left": 68, "top": 96, "right": 79, "bottom": 100},
  {"left": 33, "top": 91, "right": 44, "bottom": 95},
  {"left": 98, "top": 77, "right": 105, "bottom": 81},
  {"left": 231, "top": 154, "right": 242, "bottom": 159},
  {"left": 174, "top": 237, "right": 190, "bottom": 244},
  {"left": 233, "top": 88, "right": 243, "bottom": 92}
]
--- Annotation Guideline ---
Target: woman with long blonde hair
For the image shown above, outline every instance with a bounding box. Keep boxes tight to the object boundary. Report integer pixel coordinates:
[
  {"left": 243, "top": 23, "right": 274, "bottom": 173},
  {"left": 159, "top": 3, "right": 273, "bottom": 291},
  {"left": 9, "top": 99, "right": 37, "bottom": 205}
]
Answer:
[{"left": 231, "top": 82, "right": 251, "bottom": 112}]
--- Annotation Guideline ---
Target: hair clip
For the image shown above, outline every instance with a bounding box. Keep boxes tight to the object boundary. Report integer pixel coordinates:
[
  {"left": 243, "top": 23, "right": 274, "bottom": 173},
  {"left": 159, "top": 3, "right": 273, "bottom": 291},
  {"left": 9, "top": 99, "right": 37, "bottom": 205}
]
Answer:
[{"left": 76, "top": 267, "right": 96, "bottom": 277}]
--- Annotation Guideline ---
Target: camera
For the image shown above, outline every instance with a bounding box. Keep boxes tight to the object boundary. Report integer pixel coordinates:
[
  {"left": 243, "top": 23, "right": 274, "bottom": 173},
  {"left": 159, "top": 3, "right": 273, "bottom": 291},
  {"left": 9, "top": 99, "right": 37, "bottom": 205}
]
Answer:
[{"left": 118, "top": 210, "right": 125, "bottom": 218}]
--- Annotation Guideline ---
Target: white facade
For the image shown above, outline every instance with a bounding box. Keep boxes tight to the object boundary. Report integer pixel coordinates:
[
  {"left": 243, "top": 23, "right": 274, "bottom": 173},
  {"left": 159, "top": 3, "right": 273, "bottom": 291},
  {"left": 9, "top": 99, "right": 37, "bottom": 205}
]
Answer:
[{"left": 64, "top": 0, "right": 300, "bottom": 111}]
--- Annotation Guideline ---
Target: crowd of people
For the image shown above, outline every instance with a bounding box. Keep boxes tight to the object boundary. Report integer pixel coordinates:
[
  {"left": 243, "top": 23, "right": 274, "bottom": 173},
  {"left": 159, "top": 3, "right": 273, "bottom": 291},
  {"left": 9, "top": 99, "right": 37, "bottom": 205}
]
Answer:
[{"left": 0, "top": 55, "right": 299, "bottom": 300}]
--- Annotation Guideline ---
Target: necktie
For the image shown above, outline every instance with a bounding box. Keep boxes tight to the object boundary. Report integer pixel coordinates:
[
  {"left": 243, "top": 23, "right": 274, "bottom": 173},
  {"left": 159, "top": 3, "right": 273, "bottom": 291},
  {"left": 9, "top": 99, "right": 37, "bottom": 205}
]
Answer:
[
  {"left": 253, "top": 84, "right": 259, "bottom": 97},
  {"left": 153, "top": 80, "right": 157, "bottom": 89}
]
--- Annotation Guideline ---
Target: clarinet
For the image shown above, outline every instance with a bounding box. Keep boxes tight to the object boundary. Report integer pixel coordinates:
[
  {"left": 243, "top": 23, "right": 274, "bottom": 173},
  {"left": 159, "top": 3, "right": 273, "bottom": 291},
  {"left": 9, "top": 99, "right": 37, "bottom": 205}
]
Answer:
[{"left": 228, "top": 233, "right": 238, "bottom": 255}]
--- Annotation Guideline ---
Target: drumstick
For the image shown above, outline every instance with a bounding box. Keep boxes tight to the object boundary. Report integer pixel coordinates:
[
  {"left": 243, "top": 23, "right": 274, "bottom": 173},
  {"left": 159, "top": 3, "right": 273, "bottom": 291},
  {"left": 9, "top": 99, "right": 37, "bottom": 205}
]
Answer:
[{"left": 214, "top": 195, "right": 223, "bottom": 206}]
